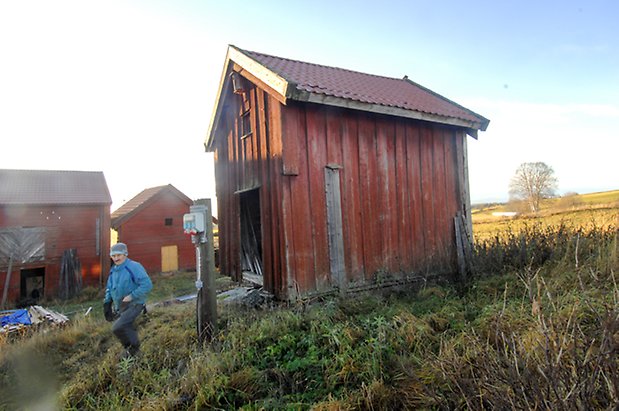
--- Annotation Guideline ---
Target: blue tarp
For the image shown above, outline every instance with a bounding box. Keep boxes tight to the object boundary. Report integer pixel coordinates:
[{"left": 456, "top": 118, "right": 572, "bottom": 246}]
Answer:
[{"left": 0, "top": 309, "right": 32, "bottom": 327}]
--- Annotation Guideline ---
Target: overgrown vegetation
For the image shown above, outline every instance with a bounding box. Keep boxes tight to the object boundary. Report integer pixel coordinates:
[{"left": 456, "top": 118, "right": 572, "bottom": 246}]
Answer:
[{"left": 1, "top": 197, "right": 618, "bottom": 410}]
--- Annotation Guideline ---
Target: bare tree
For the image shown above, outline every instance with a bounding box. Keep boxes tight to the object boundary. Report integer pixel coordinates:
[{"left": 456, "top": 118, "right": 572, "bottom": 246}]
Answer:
[{"left": 509, "top": 162, "right": 558, "bottom": 212}]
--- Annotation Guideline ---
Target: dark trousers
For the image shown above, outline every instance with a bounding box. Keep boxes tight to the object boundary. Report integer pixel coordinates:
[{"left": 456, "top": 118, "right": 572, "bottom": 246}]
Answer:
[{"left": 112, "top": 303, "right": 144, "bottom": 351}]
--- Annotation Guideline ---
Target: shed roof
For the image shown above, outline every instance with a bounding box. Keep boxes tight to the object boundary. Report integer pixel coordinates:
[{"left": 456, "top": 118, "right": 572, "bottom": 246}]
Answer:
[
  {"left": 111, "top": 184, "right": 192, "bottom": 228},
  {"left": 206, "top": 45, "right": 489, "bottom": 149},
  {"left": 0, "top": 169, "right": 112, "bottom": 205}
]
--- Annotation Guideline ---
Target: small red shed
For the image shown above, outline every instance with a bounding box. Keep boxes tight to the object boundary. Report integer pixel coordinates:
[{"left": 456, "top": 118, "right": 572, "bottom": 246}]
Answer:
[
  {"left": 111, "top": 184, "right": 195, "bottom": 274},
  {"left": 206, "top": 46, "right": 489, "bottom": 301},
  {"left": 0, "top": 169, "right": 112, "bottom": 305}
]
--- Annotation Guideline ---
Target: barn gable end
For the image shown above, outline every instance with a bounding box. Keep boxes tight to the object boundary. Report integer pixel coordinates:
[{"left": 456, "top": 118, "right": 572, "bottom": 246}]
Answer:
[{"left": 111, "top": 184, "right": 195, "bottom": 274}]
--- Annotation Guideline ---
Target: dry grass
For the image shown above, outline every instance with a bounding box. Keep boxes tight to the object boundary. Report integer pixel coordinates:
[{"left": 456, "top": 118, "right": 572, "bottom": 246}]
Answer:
[
  {"left": 472, "top": 190, "right": 618, "bottom": 242},
  {"left": 1, "top": 191, "right": 618, "bottom": 409}
]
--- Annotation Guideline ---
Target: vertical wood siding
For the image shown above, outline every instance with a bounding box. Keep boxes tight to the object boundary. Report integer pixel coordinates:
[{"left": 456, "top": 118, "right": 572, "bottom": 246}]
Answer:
[{"left": 214, "top": 80, "right": 468, "bottom": 299}]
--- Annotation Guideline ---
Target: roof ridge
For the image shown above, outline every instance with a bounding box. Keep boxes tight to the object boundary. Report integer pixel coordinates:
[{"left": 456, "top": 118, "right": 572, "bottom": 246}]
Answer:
[{"left": 240, "top": 47, "right": 404, "bottom": 83}]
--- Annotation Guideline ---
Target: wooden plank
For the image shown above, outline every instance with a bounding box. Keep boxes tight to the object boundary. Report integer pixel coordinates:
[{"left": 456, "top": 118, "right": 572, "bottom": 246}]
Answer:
[
  {"left": 325, "top": 167, "right": 346, "bottom": 292},
  {"left": 443, "top": 130, "right": 458, "bottom": 264},
  {"left": 326, "top": 109, "right": 343, "bottom": 166},
  {"left": 454, "top": 214, "right": 466, "bottom": 281},
  {"left": 214, "top": 141, "right": 229, "bottom": 276},
  {"left": 325, "top": 109, "right": 345, "bottom": 283},
  {"left": 357, "top": 115, "right": 380, "bottom": 278},
  {"left": 281, "top": 103, "right": 300, "bottom": 176},
  {"left": 231, "top": 61, "right": 288, "bottom": 105},
  {"left": 455, "top": 132, "right": 473, "bottom": 242},
  {"left": 268, "top": 95, "right": 288, "bottom": 297},
  {"left": 233, "top": 154, "right": 243, "bottom": 281},
  {"left": 420, "top": 125, "right": 436, "bottom": 260},
  {"left": 405, "top": 123, "right": 424, "bottom": 270},
  {"left": 340, "top": 111, "right": 363, "bottom": 280},
  {"left": 1, "top": 255, "right": 13, "bottom": 309},
  {"left": 432, "top": 128, "right": 448, "bottom": 255},
  {"left": 376, "top": 121, "right": 389, "bottom": 271},
  {"left": 384, "top": 119, "right": 398, "bottom": 272},
  {"left": 286, "top": 105, "right": 315, "bottom": 294},
  {"left": 461, "top": 133, "right": 473, "bottom": 238},
  {"left": 306, "top": 107, "right": 330, "bottom": 290},
  {"left": 249, "top": 86, "right": 259, "bottom": 188},
  {"left": 256, "top": 88, "right": 272, "bottom": 289},
  {"left": 395, "top": 120, "right": 411, "bottom": 270},
  {"left": 231, "top": 109, "right": 242, "bottom": 281}
]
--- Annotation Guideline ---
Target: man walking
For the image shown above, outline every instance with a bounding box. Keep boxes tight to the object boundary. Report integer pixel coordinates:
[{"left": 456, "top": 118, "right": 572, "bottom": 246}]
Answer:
[{"left": 103, "top": 242, "right": 152, "bottom": 359}]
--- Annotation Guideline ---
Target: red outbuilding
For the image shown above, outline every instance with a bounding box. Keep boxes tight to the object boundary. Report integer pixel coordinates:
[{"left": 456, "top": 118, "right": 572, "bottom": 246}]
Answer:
[
  {"left": 206, "top": 46, "right": 490, "bottom": 301},
  {"left": 111, "top": 184, "right": 195, "bottom": 274},
  {"left": 0, "top": 169, "right": 112, "bottom": 306}
]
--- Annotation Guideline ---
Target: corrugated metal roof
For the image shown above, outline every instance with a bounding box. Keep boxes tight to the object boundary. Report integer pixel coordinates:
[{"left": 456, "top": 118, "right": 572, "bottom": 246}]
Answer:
[
  {"left": 111, "top": 184, "right": 192, "bottom": 228},
  {"left": 0, "top": 169, "right": 111, "bottom": 205},
  {"left": 241, "top": 48, "right": 487, "bottom": 127}
]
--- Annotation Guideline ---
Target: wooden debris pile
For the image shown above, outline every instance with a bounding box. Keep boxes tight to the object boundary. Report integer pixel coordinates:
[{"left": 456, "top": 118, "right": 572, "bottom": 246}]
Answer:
[
  {"left": 28, "top": 305, "right": 69, "bottom": 325},
  {"left": 1, "top": 305, "right": 69, "bottom": 335}
]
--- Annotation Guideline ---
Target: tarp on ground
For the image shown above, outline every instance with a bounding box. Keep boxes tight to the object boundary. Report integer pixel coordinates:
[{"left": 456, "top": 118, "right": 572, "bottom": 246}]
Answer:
[{"left": 0, "top": 309, "right": 31, "bottom": 326}]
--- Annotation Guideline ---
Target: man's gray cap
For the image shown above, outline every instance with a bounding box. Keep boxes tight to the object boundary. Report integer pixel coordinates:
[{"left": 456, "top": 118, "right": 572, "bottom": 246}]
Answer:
[{"left": 110, "top": 242, "right": 128, "bottom": 256}]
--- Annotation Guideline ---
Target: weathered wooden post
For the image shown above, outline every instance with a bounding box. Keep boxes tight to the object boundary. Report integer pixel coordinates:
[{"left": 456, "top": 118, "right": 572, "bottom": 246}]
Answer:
[
  {"left": 184, "top": 199, "right": 217, "bottom": 343},
  {"left": 1, "top": 255, "right": 13, "bottom": 309}
]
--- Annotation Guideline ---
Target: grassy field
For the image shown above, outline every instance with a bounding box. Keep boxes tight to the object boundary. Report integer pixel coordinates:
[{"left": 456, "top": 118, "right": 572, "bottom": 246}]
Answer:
[
  {"left": 1, "top": 191, "right": 617, "bottom": 410},
  {"left": 472, "top": 189, "right": 619, "bottom": 242}
]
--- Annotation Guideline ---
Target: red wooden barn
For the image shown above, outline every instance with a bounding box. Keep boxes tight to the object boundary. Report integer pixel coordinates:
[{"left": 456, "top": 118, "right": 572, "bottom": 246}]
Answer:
[
  {"left": 206, "top": 46, "right": 489, "bottom": 301},
  {"left": 0, "top": 169, "right": 112, "bottom": 305},
  {"left": 111, "top": 184, "right": 195, "bottom": 274}
]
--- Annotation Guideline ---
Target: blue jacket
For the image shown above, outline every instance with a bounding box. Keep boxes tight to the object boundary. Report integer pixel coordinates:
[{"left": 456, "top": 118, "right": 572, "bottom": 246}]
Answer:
[{"left": 104, "top": 258, "right": 153, "bottom": 310}]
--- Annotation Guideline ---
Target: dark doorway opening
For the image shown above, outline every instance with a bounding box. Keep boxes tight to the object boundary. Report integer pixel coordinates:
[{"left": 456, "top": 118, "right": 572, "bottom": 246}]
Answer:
[
  {"left": 20, "top": 267, "right": 45, "bottom": 304},
  {"left": 239, "top": 189, "right": 263, "bottom": 282}
]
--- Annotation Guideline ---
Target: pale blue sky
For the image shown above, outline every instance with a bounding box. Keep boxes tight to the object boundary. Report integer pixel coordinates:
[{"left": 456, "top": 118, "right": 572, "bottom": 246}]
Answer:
[{"left": 1, "top": 0, "right": 617, "bottom": 211}]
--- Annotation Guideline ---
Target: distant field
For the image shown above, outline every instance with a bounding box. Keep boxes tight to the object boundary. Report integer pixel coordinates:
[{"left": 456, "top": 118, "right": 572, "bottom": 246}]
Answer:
[{"left": 472, "top": 189, "right": 619, "bottom": 242}]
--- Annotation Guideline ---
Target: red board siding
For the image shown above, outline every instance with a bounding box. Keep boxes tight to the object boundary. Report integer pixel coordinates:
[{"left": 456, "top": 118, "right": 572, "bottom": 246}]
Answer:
[
  {"left": 340, "top": 111, "right": 363, "bottom": 280},
  {"left": 286, "top": 105, "right": 316, "bottom": 293},
  {"left": 306, "top": 107, "right": 330, "bottom": 290},
  {"left": 116, "top": 191, "right": 193, "bottom": 274},
  {"left": 395, "top": 120, "right": 411, "bottom": 270},
  {"left": 214, "top": 79, "right": 467, "bottom": 300}
]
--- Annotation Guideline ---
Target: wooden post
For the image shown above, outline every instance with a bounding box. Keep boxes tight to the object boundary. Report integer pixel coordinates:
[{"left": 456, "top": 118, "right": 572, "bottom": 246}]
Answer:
[
  {"left": 1, "top": 255, "right": 14, "bottom": 309},
  {"left": 325, "top": 167, "right": 346, "bottom": 293},
  {"left": 193, "top": 199, "right": 217, "bottom": 343},
  {"left": 454, "top": 216, "right": 466, "bottom": 282}
]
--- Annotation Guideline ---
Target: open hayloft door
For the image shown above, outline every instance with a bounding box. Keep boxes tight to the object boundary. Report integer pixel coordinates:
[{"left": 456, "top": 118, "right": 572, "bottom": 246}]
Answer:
[{"left": 239, "top": 189, "right": 263, "bottom": 284}]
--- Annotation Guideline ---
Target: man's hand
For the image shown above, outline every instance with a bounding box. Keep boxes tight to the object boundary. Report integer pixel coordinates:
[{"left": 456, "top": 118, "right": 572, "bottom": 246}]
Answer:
[
  {"left": 103, "top": 301, "right": 114, "bottom": 322},
  {"left": 122, "top": 295, "right": 133, "bottom": 303}
]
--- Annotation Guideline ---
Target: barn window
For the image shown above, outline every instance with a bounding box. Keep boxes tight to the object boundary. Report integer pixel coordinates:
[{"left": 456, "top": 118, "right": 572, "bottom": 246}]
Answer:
[
  {"left": 241, "top": 111, "right": 251, "bottom": 138},
  {"left": 240, "top": 95, "right": 252, "bottom": 139},
  {"left": 164, "top": 218, "right": 173, "bottom": 226}
]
